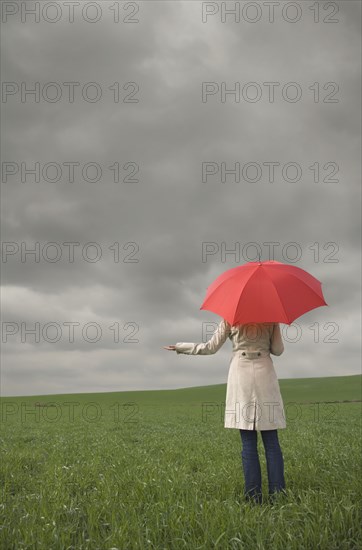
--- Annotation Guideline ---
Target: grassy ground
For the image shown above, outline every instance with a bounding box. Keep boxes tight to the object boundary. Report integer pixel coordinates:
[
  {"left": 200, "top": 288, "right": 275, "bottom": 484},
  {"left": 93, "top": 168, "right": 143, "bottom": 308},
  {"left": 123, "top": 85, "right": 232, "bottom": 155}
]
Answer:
[{"left": 0, "top": 375, "right": 361, "bottom": 549}]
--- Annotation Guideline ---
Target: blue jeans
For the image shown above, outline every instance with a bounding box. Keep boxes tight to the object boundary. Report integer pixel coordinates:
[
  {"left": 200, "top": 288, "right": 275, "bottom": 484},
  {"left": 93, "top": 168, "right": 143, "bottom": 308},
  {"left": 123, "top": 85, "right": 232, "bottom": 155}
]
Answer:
[{"left": 239, "top": 429, "right": 286, "bottom": 504}]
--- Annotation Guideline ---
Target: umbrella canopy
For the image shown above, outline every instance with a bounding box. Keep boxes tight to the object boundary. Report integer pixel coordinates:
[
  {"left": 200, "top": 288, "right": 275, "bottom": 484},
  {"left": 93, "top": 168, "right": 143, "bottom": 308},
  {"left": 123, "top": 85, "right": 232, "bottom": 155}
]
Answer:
[{"left": 200, "top": 260, "right": 328, "bottom": 325}]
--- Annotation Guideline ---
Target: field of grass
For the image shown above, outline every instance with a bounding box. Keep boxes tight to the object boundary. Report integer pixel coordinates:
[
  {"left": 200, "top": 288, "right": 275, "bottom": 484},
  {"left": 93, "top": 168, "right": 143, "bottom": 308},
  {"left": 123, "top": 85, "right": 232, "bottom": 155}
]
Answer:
[{"left": 1, "top": 374, "right": 361, "bottom": 549}]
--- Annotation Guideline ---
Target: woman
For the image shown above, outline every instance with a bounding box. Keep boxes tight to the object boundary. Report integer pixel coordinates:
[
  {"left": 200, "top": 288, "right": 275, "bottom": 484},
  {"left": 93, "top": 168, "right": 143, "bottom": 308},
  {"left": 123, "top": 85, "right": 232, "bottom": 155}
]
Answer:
[{"left": 164, "top": 319, "right": 287, "bottom": 505}]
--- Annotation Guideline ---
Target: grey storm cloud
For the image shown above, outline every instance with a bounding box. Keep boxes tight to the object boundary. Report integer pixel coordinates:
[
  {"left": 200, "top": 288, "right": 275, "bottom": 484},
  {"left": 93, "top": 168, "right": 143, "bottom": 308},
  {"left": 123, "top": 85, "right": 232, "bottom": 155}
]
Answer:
[{"left": 1, "top": 1, "right": 361, "bottom": 396}]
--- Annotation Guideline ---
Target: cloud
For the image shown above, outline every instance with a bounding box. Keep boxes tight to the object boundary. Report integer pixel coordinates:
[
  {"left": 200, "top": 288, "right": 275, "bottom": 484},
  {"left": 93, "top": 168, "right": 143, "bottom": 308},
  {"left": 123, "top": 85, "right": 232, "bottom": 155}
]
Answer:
[{"left": 1, "top": 1, "right": 361, "bottom": 396}]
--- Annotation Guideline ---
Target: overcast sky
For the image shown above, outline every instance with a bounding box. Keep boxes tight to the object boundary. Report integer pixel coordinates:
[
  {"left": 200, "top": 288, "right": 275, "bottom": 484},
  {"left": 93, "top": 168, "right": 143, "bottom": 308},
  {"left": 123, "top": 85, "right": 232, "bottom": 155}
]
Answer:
[{"left": 1, "top": 1, "right": 361, "bottom": 397}]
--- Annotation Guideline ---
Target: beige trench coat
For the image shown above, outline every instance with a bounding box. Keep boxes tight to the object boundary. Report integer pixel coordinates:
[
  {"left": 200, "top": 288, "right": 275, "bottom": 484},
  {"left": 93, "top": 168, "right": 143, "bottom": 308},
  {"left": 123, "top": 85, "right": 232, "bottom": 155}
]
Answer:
[{"left": 175, "top": 320, "right": 287, "bottom": 431}]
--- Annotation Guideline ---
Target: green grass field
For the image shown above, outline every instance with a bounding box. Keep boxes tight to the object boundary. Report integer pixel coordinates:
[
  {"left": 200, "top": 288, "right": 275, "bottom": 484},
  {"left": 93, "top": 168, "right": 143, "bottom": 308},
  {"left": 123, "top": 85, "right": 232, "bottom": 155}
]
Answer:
[{"left": 1, "top": 374, "right": 361, "bottom": 549}]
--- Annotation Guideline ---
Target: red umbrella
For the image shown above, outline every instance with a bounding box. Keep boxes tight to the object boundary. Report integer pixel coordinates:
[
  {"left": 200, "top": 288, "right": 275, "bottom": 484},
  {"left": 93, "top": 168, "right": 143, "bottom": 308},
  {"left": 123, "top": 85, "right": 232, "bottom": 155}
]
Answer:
[{"left": 200, "top": 260, "right": 328, "bottom": 325}]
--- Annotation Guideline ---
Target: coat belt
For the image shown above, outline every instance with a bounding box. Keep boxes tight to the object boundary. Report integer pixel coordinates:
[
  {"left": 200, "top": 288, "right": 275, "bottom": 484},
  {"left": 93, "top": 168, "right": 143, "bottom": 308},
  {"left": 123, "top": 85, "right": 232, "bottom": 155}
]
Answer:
[{"left": 235, "top": 349, "right": 270, "bottom": 359}]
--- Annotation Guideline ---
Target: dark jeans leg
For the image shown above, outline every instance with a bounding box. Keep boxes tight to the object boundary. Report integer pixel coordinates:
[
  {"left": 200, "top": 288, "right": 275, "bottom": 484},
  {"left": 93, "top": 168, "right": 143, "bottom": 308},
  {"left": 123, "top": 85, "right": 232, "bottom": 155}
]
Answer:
[
  {"left": 239, "top": 429, "right": 262, "bottom": 504},
  {"left": 260, "top": 429, "right": 286, "bottom": 495}
]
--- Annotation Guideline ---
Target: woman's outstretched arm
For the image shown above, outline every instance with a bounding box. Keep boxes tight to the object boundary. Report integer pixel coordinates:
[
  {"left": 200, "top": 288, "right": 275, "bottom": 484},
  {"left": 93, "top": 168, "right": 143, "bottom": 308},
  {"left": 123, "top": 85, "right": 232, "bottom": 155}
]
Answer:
[{"left": 167, "top": 318, "right": 231, "bottom": 355}]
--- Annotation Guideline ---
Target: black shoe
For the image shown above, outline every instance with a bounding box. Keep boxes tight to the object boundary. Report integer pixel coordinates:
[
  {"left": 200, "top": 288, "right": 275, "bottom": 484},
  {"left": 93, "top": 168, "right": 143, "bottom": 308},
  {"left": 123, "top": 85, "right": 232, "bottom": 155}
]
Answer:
[
  {"left": 268, "top": 489, "right": 287, "bottom": 504},
  {"left": 245, "top": 493, "right": 263, "bottom": 505}
]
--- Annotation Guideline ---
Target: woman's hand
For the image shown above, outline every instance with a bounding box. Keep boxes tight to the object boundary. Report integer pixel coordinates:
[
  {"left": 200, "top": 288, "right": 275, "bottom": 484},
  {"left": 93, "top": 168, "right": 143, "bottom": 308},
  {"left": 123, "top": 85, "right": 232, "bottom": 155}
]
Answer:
[{"left": 163, "top": 345, "right": 176, "bottom": 351}]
